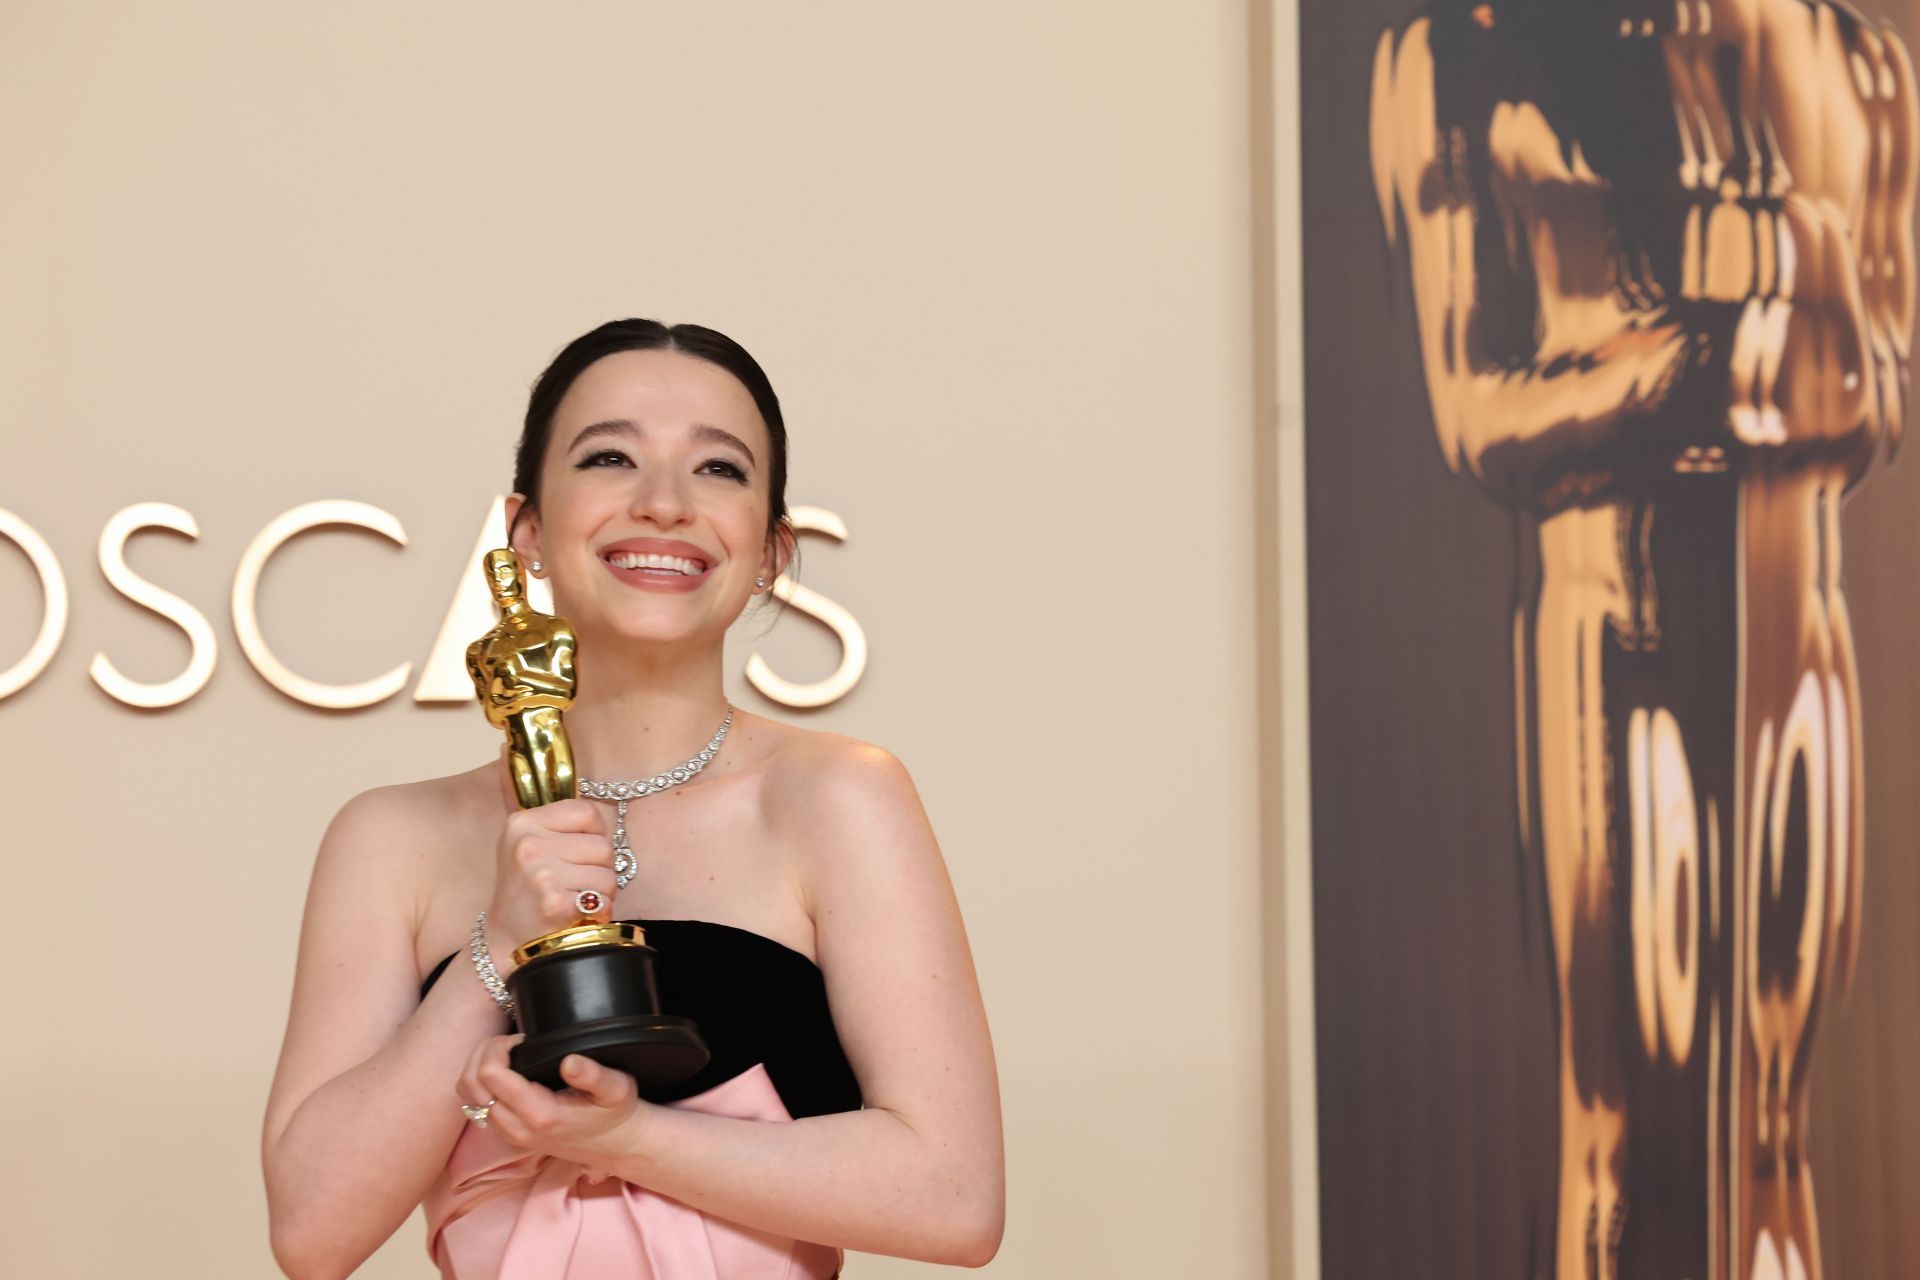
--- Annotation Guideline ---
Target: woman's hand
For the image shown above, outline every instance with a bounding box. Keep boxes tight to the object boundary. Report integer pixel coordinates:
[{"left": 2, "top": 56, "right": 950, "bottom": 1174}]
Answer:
[
  {"left": 457, "top": 1034, "right": 647, "bottom": 1174},
  {"left": 484, "top": 762, "right": 617, "bottom": 971}
]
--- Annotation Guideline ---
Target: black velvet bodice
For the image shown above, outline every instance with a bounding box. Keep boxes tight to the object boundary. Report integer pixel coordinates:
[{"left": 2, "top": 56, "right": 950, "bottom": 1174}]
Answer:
[{"left": 422, "top": 918, "right": 863, "bottom": 1119}]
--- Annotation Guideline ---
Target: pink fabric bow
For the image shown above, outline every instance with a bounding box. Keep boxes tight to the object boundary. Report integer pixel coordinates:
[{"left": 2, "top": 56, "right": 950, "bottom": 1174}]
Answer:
[{"left": 425, "top": 1063, "right": 842, "bottom": 1279}]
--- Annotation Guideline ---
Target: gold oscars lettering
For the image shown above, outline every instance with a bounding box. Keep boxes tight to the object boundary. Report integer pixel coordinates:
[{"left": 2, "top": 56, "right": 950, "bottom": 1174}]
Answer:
[
  {"left": 465, "top": 548, "right": 577, "bottom": 809},
  {"left": 1371, "top": 3, "right": 1917, "bottom": 1277}
]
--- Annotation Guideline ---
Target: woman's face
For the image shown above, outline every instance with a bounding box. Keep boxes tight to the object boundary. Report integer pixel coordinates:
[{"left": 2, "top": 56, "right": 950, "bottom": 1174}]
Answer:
[{"left": 507, "top": 347, "right": 782, "bottom": 649}]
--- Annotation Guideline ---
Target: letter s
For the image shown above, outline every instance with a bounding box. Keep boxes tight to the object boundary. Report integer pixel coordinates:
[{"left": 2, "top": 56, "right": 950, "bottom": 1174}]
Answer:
[
  {"left": 745, "top": 505, "right": 868, "bottom": 709},
  {"left": 90, "top": 503, "right": 218, "bottom": 708}
]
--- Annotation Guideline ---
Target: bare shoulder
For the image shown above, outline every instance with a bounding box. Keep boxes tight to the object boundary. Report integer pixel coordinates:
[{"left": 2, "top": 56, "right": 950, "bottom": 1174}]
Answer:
[
  {"left": 752, "top": 716, "right": 922, "bottom": 827},
  {"left": 324, "top": 765, "right": 488, "bottom": 844},
  {"left": 309, "top": 762, "right": 499, "bottom": 898},
  {"left": 733, "top": 713, "right": 930, "bottom": 886}
]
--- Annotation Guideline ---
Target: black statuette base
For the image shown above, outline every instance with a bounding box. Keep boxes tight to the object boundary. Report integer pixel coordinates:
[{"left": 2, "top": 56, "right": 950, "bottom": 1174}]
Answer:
[
  {"left": 504, "top": 938, "right": 711, "bottom": 1096},
  {"left": 509, "top": 1013, "right": 709, "bottom": 1093}
]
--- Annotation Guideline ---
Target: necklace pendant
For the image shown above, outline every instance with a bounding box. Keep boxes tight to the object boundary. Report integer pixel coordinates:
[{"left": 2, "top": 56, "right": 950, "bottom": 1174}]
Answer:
[{"left": 578, "top": 707, "right": 733, "bottom": 895}]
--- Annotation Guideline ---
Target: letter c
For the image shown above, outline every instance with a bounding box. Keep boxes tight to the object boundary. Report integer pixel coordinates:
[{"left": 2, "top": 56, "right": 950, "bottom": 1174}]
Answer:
[
  {"left": 232, "top": 500, "right": 411, "bottom": 709},
  {"left": 0, "top": 507, "right": 68, "bottom": 701}
]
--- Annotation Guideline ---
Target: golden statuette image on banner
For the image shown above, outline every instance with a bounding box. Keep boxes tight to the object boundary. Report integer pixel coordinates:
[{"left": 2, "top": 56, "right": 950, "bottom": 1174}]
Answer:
[
  {"left": 465, "top": 548, "right": 709, "bottom": 1094},
  {"left": 1369, "top": 4, "right": 1920, "bottom": 1276}
]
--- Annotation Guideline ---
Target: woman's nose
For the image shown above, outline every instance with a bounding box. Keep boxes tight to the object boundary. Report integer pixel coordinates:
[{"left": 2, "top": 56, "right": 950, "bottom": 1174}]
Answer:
[{"left": 626, "top": 462, "right": 693, "bottom": 526}]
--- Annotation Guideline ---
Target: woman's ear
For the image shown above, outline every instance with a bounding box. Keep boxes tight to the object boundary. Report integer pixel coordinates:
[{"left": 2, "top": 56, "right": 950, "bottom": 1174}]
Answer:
[
  {"left": 761, "top": 519, "right": 797, "bottom": 585},
  {"left": 505, "top": 494, "right": 543, "bottom": 572}
]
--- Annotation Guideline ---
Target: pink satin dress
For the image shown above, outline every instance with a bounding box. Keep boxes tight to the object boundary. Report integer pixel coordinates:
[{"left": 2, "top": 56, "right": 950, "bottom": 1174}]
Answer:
[{"left": 417, "top": 920, "right": 861, "bottom": 1279}]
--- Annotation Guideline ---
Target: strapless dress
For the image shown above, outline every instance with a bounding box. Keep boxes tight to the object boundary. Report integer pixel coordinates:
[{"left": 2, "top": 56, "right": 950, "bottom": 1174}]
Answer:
[{"left": 417, "top": 919, "right": 862, "bottom": 1279}]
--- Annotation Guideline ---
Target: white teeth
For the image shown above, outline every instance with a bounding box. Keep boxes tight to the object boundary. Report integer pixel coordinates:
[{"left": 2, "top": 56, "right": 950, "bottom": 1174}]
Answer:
[{"left": 606, "top": 552, "right": 705, "bottom": 575}]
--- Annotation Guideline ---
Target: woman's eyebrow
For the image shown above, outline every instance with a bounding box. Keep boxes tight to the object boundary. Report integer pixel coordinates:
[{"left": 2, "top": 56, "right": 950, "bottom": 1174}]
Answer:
[
  {"left": 690, "top": 423, "right": 757, "bottom": 466},
  {"left": 567, "top": 418, "right": 756, "bottom": 467},
  {"left": 568, "top": 418, "right": 641, "bottom": 452}
]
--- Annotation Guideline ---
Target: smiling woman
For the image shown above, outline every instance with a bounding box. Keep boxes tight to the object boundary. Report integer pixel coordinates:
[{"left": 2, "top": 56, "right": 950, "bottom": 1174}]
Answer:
[{"left": 259, "top": 320, "right": 1006, "bottom": 1279}]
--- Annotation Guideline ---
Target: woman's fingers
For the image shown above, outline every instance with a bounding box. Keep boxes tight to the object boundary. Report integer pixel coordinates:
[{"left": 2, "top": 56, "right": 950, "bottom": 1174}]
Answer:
[
  {"left": 478, "top": 1049, "right": 556, "bottom": 1144},
  {"left": 463, "top": 1047, "right": 638, "bottom": 1150},
  {"left": 548, "top": 831, "right": 618, "bottom": 869},
  {"left": 527, "top": 837, "right": 618, "bottom": 916},
  {"left": 492, "top": 792, "right": 619, "bottom": 941},
  {"left": 477, "top": 1042, "right": 546, "bottom": 1111},
  {"left": 535, "top": 798, "right": 605, "bottom": 835},
  {"left": 457, "top": 1034, "right": 524, "bottom": 1116},
  {"left": 559, "top": 1053, "right": 637, "bottom": 1109},
  {"left": 456, "top": 1039, "right": 491, "bottom": 1113},
  {"left": 525, "top": 865, "right": 617, "bottom": 922},
  {"left": 510, "top": 832, "right": 614, "bottom": 877}
]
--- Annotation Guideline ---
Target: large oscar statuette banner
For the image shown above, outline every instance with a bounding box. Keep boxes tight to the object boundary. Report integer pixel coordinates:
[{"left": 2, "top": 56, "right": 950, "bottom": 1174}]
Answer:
[
  {"left": 464, "top": 548, "right": 710, "bottom": 1093},
  {"left": 1300, "top": 0, "right": 1920, "bottom": 1275}
]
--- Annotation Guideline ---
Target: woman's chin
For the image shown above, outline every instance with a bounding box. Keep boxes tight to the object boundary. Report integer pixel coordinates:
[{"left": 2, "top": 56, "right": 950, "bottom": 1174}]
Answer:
[{"left": 576, "top": 613, "right": 727, "bottom": 653}]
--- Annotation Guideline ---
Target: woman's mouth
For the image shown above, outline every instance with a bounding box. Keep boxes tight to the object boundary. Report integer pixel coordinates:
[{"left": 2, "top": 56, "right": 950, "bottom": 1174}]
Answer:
[{"left": 601, "top": 550, "right": 713, "bottom": 593}]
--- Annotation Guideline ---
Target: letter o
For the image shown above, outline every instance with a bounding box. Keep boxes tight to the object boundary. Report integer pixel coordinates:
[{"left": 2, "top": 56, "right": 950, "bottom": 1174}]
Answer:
[{"left": 0, "top": 508, "right": 69, "bottom": 701}]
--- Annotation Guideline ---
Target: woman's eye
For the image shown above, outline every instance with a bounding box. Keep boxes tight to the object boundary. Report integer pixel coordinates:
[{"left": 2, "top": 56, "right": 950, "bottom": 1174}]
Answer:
[
  {"left": 698, "top": 458, "right": 749, "bottom": 482},
  {"left": 578, "top": 449, "right": 632, "bottom": 468}
]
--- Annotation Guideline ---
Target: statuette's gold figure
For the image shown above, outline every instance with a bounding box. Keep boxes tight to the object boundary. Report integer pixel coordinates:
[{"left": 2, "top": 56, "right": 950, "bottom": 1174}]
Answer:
[
  {"left": 1372, "top": 2, "right": 1918, "bottom": 1277},
  {"left": 466, "top": 549, "right": 577, "bottom": 810}
]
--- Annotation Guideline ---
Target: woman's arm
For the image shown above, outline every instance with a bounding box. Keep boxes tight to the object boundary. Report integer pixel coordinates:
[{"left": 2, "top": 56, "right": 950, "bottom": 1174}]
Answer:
[
  {"left": 260, "top": 785, "right": 510, "bottom": 1280},
  {"left": 474, "top": 742, "right": 1006, "bottom": 1266}
]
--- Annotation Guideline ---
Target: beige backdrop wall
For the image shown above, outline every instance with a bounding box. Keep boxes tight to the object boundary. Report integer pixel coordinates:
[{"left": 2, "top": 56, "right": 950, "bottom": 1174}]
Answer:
[{"left": 0, "top": 2, "right": 1277, "bottom": 1276}]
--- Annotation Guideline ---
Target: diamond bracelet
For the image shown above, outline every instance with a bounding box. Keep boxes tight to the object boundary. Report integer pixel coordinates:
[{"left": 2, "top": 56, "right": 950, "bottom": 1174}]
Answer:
[{"left": 469, "top": 912, "right": 515, "bottom": 1017}]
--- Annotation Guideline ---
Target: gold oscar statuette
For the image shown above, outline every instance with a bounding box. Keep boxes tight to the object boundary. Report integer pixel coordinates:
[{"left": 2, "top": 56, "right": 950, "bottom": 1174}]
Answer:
[{"left": 466, "top": 548, "right": 710, "bottom": 1093}]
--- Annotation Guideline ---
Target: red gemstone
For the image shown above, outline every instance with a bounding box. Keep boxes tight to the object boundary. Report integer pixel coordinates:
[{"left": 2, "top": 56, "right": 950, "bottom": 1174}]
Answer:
[{"left": 577, "top": 890, "right": 603, "bottom": 913}]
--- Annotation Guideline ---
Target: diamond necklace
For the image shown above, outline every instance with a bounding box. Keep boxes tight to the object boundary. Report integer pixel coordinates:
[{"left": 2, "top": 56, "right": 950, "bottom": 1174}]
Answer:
[{"left": 579, "top": 706, "right": 734, "bottom": 888}]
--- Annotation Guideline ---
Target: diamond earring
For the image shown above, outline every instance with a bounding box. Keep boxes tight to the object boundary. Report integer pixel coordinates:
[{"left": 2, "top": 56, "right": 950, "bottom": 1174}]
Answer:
[
  {"left": 530, "top": 561, "right": 543, "bottom": 573},
  {"left": 755, "top": 576, "right": 767, "bottom": 589}
]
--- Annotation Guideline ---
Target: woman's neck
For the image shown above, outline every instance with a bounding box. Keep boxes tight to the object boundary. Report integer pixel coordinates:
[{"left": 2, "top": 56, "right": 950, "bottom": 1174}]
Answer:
[{"left": 563, "top": 641, "right": 734, "bottom": 782}]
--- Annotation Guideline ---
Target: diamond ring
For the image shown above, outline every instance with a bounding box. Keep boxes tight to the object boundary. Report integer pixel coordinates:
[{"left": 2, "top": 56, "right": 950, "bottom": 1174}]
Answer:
[
  {"left": 574, "top": 888, "right": 605, "bottom": 916},
  {"left": 461, "top": 1098, "right": 496, "bottom": 1127}
]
